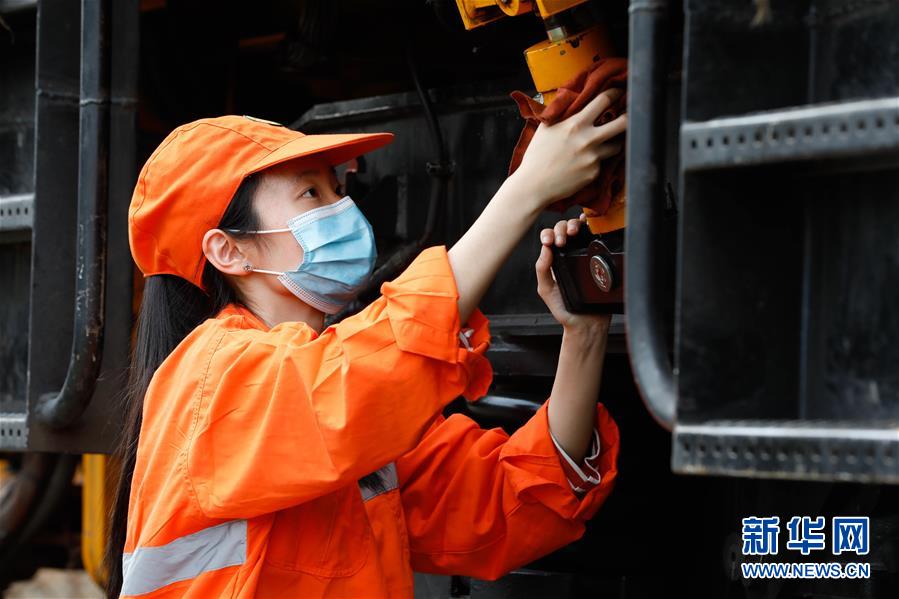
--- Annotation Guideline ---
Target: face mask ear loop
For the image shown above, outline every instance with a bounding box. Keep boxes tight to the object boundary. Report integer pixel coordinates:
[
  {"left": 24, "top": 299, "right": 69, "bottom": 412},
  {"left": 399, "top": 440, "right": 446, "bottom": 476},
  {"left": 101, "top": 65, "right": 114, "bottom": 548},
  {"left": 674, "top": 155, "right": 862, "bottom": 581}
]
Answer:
[
  {"left": 225, "top": 227, "right": 292, "bottom": 234},
  {"left": 243, "top": 264, "right": 285, "bottom": 276}
]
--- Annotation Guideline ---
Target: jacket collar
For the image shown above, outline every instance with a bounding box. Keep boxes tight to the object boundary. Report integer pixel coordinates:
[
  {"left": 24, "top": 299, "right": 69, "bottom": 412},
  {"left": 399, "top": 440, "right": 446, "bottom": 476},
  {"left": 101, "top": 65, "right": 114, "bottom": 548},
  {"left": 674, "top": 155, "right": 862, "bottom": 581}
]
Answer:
[
  {"left": 214, "top": 303, "right": 271, "bottom": 331},
  {"left": 213, "top": 303, "right": 320, "bottom": 340}
]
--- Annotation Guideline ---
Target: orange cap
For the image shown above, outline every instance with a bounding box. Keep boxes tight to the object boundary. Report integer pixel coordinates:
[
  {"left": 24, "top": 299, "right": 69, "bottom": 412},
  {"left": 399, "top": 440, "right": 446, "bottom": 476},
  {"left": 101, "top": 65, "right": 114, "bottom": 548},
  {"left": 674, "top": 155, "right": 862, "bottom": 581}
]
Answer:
[{"left": 128, "top": 114, "right": 394, "bottom": 291}]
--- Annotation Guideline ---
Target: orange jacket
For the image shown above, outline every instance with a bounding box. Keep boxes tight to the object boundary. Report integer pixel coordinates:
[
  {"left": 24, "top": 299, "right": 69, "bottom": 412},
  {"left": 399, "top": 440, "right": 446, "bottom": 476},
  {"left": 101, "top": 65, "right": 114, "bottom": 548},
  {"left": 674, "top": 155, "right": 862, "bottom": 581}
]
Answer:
[{"left": 122, "top": 245, "right": 620, "bottom": 598}]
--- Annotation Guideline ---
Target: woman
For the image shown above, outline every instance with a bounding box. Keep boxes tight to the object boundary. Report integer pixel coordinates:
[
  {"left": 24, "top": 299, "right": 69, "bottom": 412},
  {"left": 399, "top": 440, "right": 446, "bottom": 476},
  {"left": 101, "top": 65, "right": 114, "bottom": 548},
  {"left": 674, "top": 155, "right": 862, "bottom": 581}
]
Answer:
[{"left": 107, "top": 89, "right": 626, "bottom": 598}]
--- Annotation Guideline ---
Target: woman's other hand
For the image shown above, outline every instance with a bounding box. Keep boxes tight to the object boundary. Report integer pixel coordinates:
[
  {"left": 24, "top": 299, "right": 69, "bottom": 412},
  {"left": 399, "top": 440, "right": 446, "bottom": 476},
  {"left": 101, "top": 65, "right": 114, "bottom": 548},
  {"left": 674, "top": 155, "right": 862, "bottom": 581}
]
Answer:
[
  {"left": 539, "top": 215, "right": 612, "bottom": 467},
  {"left": 535, "top": 214, "right": 613, "bottom": 333},
  {"left": 514, "top": 88, "right": 627, "bottom": 209}
]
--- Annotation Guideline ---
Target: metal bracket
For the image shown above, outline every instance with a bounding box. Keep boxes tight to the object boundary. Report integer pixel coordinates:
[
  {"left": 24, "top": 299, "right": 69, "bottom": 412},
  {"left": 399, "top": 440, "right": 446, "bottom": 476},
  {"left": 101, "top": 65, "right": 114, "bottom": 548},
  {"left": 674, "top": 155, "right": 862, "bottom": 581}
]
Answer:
[
  {"left": 681, "top": 96, "right": 899, "bottom": 171},
  {"left": 674, "top": 421, "right": 899, "bottom": 483},
  {"left": 0, "top": 412, "right": 28, "bottom": 449},
  {"left": 0, "top": 194, "right": 34, "bottom": 232}
]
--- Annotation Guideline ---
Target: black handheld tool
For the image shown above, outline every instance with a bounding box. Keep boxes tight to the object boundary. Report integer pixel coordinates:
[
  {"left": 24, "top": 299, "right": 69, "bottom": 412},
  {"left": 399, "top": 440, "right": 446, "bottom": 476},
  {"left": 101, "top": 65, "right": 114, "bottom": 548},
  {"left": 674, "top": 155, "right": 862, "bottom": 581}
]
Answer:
[{"left": 549, "top": 226, "right": 624, "bottom": 314}]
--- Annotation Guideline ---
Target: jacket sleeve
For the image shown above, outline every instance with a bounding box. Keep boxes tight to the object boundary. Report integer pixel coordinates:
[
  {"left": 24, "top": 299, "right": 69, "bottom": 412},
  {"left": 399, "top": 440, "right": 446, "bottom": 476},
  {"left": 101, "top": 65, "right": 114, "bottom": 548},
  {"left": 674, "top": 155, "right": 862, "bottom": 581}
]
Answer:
[
  {"left": 552, "top": 426, "right": 603, "bottom": 496},
  {"left": 185, "top": 245, "right": 493, "bottom": 519},
  {"left": 396, "top": 400, "right": 620, "bottom": 580}
]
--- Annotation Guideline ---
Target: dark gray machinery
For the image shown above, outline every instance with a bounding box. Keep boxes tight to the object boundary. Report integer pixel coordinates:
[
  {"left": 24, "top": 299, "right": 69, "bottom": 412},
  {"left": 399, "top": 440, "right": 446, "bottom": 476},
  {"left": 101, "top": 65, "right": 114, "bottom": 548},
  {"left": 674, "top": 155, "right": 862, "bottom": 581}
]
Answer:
[
  {"left": 1, "top": 0, "right": 898, "bottom": 597},
  {"left": 667, "top": 0, "right": 899, "bottom": 483},
  {"left": 0, "top": 0, "right": 138, "bottom": 578},
  {"left": 1, "top": 0, "right": 137, "bottom": 453}
]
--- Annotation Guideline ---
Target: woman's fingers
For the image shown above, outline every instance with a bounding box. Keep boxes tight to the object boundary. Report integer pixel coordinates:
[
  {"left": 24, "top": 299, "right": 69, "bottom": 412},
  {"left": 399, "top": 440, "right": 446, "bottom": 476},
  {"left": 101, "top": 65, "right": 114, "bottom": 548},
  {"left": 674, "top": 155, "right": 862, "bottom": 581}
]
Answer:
[
  {"left": 541, "top": 217, "right": 584, "bottom": 247},
  {"left": 594, "top": 139, "right": 624, "bottom": 161},
  {"left": 578, "top": 88, "right": 623, "bottom": 128},
  {"left": 535, "top": 244, "right": 554, "bottom": 297},
  {"left": 566, "top": 217, "right": 582, "bottom": 234},
  {"left": 553, "top": 220, "right": 569, "bottom": 245},
  {"left": 555, "top": 218, "right": 580, "bottom": 245},
  {"left": 592, "top": 112, "right": 628, "bottom": 144}
]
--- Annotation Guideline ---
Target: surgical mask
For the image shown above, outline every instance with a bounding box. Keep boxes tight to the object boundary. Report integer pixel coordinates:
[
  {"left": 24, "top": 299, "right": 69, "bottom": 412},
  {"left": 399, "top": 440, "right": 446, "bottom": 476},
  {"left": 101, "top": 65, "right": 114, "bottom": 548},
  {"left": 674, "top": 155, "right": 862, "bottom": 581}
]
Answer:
[{"left": 229, "top": 195, "right": 377, "bottom": 314}]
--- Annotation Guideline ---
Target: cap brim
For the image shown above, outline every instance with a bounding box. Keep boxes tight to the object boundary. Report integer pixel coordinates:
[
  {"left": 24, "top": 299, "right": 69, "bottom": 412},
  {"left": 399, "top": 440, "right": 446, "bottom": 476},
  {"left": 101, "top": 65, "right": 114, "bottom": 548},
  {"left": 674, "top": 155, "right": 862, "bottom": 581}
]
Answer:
[{"left": 247, "top": 131, "right": 394, "bottom": 175}]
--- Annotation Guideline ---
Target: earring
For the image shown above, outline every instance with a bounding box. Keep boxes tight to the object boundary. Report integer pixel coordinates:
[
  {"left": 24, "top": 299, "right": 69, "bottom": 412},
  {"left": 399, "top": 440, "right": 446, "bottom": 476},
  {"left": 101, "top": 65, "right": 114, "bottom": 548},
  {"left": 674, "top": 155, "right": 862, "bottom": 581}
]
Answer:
[{"left": 243, "top": 263, "right": 253, "bottom": 272}]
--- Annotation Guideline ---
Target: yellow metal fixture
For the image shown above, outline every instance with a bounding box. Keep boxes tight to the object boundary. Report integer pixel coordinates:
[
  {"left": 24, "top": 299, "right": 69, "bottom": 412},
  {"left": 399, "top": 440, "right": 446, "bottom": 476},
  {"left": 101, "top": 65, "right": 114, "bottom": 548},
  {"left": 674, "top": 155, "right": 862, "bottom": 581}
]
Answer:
[
  {"left": 453, "top": 0, "right": 625, "bottom": 233},
  {"left": 454, "top": 0, "right": 532, "bottom": 30},
  {"left": 534, "top": 0, "right": 587, "bottom": 18},
  {"left": 82, "top": 453, "right": 116, "bottom": 588},
  {"left": 524, "top": 22, "right": 613, "bottom": 105},
  {"left": 454, "top": 0, "right": 587, "bottom": 29}
]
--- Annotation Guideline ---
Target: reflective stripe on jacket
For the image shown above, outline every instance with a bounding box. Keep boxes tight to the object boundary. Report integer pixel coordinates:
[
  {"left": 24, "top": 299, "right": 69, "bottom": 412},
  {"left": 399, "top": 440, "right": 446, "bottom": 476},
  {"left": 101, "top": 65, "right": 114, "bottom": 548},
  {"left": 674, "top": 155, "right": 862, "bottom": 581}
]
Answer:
[{"left": 122, "top": 245, "right": 620, "bottom": 598}]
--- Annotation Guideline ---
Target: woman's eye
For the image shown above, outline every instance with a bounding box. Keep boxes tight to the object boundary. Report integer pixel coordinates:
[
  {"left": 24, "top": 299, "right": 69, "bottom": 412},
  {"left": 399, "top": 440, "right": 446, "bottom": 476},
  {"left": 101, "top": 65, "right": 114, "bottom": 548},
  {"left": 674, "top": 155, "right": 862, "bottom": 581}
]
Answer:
[{"left": 299, "top": 184, "right": 344, "bottom": 198}]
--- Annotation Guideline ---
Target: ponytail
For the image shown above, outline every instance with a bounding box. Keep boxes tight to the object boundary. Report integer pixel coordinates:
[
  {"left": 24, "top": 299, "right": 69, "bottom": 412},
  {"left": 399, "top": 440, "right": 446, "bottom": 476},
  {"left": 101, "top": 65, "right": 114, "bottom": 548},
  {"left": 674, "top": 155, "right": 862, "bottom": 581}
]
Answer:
[{"left": 104, "top": 173, "right": 262, "bottom": 598}]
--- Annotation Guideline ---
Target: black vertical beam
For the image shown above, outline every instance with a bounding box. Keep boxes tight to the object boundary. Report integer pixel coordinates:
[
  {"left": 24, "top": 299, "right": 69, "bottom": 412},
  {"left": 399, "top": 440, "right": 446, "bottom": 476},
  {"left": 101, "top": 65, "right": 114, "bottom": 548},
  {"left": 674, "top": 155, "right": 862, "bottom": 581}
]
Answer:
[
  {"left": 35, "top": 0, "right": 110, "bottom": 429},
  {"left": 26, "top": 0, "right": 82, "bottom": 444},
  {"left": 26, "top": 0, "right": 137, "bottom": 452},
  {"left": 624, "top": 0, "right": 676, "bottom": 430}
]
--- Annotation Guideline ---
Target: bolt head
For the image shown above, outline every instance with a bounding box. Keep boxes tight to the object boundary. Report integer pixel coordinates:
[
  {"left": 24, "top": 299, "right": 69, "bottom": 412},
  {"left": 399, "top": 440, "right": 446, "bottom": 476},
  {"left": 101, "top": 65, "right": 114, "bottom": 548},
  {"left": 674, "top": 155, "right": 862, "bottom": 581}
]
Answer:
[{"left": 589, "top": 255, "right": 613, "bottom": 292}]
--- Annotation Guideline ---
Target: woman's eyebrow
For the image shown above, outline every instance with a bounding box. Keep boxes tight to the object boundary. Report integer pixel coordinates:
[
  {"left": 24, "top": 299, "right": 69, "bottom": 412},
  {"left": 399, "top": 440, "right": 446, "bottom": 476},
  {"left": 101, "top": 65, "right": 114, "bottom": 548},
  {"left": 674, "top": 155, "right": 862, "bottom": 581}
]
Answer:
[
  {"left": 292, "top": 169, "right": 320, "bottom": 192},
  {"left": 295, "top": 166, "right": 337, "bottom": 181}
]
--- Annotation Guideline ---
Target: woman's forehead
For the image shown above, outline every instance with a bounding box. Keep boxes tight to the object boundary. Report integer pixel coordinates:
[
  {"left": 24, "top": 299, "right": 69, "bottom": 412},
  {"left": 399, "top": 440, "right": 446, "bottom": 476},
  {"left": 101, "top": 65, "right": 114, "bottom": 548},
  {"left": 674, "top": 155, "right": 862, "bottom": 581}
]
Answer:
[
  {"left": 256, "top": 158, "right": 336, "bottom": 209},
  {"left": 270, "top": 155, "right": 336, "bottom": 182}
]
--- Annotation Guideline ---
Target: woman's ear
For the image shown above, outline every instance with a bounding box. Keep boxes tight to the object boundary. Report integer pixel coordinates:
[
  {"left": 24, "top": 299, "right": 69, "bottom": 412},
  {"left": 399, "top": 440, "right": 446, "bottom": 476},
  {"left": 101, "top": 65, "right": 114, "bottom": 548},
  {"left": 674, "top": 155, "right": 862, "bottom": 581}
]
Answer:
[{"left": 202, "top": 229, "right": 250, "bottom": 276}]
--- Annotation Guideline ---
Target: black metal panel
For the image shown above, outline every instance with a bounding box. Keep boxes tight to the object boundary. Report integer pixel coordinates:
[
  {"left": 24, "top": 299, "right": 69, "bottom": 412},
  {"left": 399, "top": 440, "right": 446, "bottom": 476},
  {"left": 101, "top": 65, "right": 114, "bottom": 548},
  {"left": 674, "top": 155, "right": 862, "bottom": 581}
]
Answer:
[
  {"left": 677, "top": 168, "right": 806, "bottom": 422},
  {"left": 808, "top": 0, "right": 899, "bottom": 104},
  {"left": 676, "top": 167, "right": 899, "bottom": 479},
  {"left": 0, "top": 236, "right": 30, "bottom": 449},
  {"left": 0, "top": 6, "right": 36, "bottom": 196},
  {"left": 0, "top": 5, "right": 36, "bottom": 448},
  {"left": 682, "top": 0, "right": 812, "bottom": 122},
  {"left": 684, "top": 0, "right": 899, "bottom": 122},
  {"left": 471, "top": 570, "right": 575, "bottom": 598},
  {"left": 802, "top": 169, "right": 899, "bottom": 422}
]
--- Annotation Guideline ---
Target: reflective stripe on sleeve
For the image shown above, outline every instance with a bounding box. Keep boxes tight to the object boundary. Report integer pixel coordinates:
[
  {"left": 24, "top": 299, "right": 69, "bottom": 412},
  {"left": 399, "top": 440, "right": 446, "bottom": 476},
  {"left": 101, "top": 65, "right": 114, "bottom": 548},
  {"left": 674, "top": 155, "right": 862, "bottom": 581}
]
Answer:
[
  {"left": 121, "top": 519, "right": 247, "bottom": 596},
  {"left": 359, "top": 462, "right": 399, "bottom": 502}
]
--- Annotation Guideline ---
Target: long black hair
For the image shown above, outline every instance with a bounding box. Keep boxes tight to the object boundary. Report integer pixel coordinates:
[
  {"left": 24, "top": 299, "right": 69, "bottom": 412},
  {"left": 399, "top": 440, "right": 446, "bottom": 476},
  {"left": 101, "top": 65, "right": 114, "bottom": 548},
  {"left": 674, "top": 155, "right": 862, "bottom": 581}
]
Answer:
[{"left": 104, "top": 173, "right": 262, "bottom": 598}]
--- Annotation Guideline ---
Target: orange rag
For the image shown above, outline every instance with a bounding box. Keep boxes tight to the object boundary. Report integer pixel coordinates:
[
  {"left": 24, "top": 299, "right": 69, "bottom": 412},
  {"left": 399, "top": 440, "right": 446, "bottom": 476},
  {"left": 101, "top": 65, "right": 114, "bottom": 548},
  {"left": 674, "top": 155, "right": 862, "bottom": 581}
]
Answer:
[{"left": 507, "top": 58, "right": 628, "bottom": 215}]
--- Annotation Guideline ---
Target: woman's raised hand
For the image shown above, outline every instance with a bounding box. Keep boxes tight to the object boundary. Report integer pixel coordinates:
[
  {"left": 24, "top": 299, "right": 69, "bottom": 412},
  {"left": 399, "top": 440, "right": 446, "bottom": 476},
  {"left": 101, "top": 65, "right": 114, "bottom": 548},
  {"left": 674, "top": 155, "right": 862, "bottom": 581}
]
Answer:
[
  {"left": 535, "top": 213, "right": 612, "bottom": 332},
  {"left": 447, "top": 89, "right": 625, "bottom": 326},
  {"left": 514, "top": 88, "right": 627, "bottom": 210}
]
